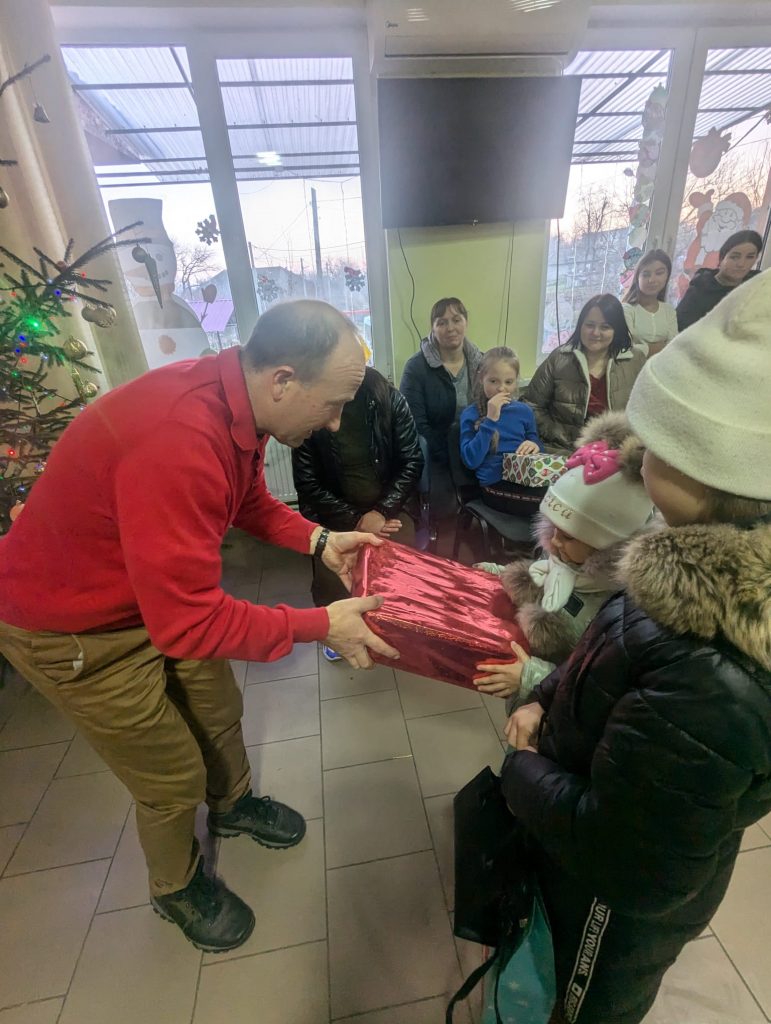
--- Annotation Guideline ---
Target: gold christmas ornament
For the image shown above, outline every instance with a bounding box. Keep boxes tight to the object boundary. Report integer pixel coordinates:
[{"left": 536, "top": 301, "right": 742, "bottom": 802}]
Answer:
[
  {"left": 0, "top": 186, "right": 9, "bottom": 209},
  {"left": 62, "top": 336, "right": 88, "bottom": 359},
  {"left": 79, "top": 381, "right": 99, "bottom": 400},
  {"left": 82, "top": 303, "right": 117, "bottom": 328}
]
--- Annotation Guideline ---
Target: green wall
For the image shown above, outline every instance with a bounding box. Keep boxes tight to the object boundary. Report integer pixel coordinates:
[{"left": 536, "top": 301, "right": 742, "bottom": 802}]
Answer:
[{"left": 387, "top": 220, "right": 549, "bottom": 385}]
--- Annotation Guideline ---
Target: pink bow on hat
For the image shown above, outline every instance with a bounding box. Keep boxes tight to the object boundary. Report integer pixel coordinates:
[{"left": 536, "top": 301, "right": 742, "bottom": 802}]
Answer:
[{"left": 566, "top": 440, "right": 620, "bottom": 484}]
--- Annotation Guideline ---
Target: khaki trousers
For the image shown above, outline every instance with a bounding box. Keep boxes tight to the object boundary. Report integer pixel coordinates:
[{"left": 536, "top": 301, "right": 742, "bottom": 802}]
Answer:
[{"left": 0, "top": 621, "right": 251, "bottom": 896}]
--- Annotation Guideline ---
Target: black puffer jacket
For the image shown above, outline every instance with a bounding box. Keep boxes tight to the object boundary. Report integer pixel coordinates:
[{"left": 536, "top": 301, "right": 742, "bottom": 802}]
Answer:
[
  {"left": 400, "top": 337, "right": 483, "bottom": 465},
  {"left": 292, "top": 368, "right": 423, "bottom": 531},
  {"left": 676, "top": 266, "right": 761, "bottom": 331},
  {"left": 502, "top": 518, "right": 771, "bottom": 921}
]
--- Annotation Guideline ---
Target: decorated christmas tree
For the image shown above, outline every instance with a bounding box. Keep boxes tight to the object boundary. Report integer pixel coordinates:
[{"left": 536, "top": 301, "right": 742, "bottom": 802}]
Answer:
[{"left": 0, "top": 227, "right": 144, "bottom": 531}]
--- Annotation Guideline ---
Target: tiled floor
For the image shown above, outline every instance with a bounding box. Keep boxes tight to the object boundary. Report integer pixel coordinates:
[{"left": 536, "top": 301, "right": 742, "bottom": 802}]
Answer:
[{"left": 1, "top": 530, "right": 770, "bottom": 1023}]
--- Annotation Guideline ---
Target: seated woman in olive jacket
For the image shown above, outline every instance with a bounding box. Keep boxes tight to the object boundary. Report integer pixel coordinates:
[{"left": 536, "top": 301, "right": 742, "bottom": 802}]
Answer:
[
  {"left": 526, "top": 294, "right": 646, "bottom": 453},
  {"left": 292, "top": 366, "right": 423, "bottom": 607}
]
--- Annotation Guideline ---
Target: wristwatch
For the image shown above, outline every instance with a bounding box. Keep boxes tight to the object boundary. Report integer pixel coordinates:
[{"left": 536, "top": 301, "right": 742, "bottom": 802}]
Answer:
[{"left": 313, "top": 527, "right": 330, "bottom": 559}]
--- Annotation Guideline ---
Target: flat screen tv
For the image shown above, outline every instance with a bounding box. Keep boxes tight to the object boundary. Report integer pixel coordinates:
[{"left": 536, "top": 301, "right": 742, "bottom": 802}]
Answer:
[{"left": 377, "top": 76, "right": 581, "bottom": 229}]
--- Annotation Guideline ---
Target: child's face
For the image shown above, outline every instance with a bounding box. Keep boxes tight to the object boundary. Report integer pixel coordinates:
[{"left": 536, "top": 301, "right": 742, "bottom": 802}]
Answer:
[
  {"left": 549, "top": 526, "right": 596, "bottom": 566},
  {"left": 641, "top": 450, "right": 710, "bottom": 526},
  {"left": 637, "top": 260, "right": 669, "bottom": 297},
  {"left": 483, "top": 360, "right": 518, "bottom": 401}
]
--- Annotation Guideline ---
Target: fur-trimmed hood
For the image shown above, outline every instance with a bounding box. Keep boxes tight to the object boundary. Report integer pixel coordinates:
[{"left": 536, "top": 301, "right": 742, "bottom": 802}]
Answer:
[{"left": 618, "top": 518, "right": 771, "bottom": 670}]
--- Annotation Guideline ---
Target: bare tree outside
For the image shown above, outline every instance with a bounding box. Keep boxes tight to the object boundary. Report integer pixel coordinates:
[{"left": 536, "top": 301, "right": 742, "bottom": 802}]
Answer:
[{"left": 172, "top": 241, "right": 223, "bottom": 298}]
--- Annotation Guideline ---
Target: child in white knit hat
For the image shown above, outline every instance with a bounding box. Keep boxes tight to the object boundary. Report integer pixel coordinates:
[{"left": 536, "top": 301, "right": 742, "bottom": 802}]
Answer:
[{"left": 474, "top": 413, "right": 655, "bottom": 709}]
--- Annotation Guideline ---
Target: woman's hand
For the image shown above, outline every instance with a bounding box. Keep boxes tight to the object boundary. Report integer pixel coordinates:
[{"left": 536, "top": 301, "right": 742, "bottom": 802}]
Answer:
[
  {"left": 515, "top": 440, "right": 540, "bottom": 456},
  {"left": 356, "top": 511, "right": 402, "bottom": 538},
  {"left": 474, "top": 641, "right": 530, "bottom": 697},
  {"left": 486, "top": 392, "right": 511, "bottom": 423},
  {"left": 504, "top": 699, "right": 544, "bottom": 752}
]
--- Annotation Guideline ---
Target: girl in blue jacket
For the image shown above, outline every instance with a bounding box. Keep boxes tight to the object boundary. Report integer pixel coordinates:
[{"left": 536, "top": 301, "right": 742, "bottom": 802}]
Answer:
[{"left": 460, "top": 347, "right": 542, "bottom": 512}]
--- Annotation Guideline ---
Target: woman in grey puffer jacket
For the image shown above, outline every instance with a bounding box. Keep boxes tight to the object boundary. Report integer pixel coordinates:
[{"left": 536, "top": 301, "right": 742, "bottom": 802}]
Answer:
[{"left": 526, "top": 294, "right": 646, "bottom": 453}]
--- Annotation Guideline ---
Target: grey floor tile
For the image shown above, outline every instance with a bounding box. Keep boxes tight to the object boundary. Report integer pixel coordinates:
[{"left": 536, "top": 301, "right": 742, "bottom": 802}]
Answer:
[
  {"left": 321, "top": 690, "right": 411, "bottom": 771},
  {"left": 246, "top": 735, "right": 323, "bottom": 820},
  {"left": 320, "top": 659, "right": 396, "bottom": 700},
  {"left": 0, "top": 859, "right": 109, "bottom": 1008},
  {"left": 203, "top": 819, "right": 325, "bottom": 963},
  {"left": 0, "top": 1000, "right": 64, "bottom": 1024},
  {"left": 194, "top": 941, "right": 328, "bottom": 1024},
  {"left": 335, "top": 996, "right": 468, "bottom": 1023},
  {"left": 407, "top": 710, "right": 505, "bottom": 798},
  {"left": 424, "top": 794, "right": 455, "bottom": 910},
  {"left": 328, "top": 851, "right": 460, "bottom": 1019},
  {"left": 259, "top": 564, "right": 312, "bottom": 597},
  {"left": 739, "top": 823, "right": 771, "bottom": 851},
  {"left": 241, "top": 674, "right": 320, "bottom": 745},
  {"left": 758, "top": 810, "right": 771, "bottom": 839},
  {"left": 324, "top": 758, "right": 431, "bottom": 868},
  {"left": 396, "top": 671, "right": 482, "bottom": 719},
  {"left": 6, "top": 773, "right": 131, "bottom": 875},
  {"left": 0, "top": 669, "right": 30, "bottom": 733},
  {"left": 642, "top": 935, "right": 765, "bottom": 1023},
  {"left": 0, "top": 690, "right": 75, "bottom": 751},
  {"left": 229, "top": 660, "right": 249, "bottom": 690},
  {"left": 0, "top": 743, "right": 68, "bottom": 826},
  {"left": 481, "top": 693, "right": 510, "bottom": 736},
  {"left": 59, "top": 905, "right": 201, "bottom": 1024},
  {"left": 259, "top": 545, "right": 311, "bottom": 571},
  {"left": 98, "top": 805, "right": 212, "bottom": 914},
  {"left": 711, "top": 846, "right": 771, "bottom": 1017},
  {"left": 245, "top": 642, "right": 318, "bottom": 684},
  {"left": 0, "top": 825, "right": 25, "bottom": 875},
  {"left": 55, "top": 732, "right": 108, "bottom": 778}
]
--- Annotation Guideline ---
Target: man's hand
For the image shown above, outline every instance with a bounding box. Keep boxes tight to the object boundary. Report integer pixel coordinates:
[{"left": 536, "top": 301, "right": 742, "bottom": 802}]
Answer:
[
  {"left": 515, "top": 440, "right": 540, "bottom": 456},
  {"left": 356, "top": 511, "right": 403, "bottom": 538},
  {"left": 504, "top": 700, "right": 544, "bottom": 752},
  {"left": 486, "top": 392, "right": 512, "bottom": 423},
  {"left": 325, "top": 596, "right": 400, "bottom": 670},
  {"left": 318, "top": 530, "right": 383, "bottom": 591}
]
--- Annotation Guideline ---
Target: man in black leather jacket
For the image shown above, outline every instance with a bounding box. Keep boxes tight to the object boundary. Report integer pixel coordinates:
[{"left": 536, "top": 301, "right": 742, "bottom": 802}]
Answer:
[
  {"left": 292, "top": 366, "right": 423, "bottom": 608},
  {"left": 501, "top": 272, "right": 771, "bottom": 1024}
]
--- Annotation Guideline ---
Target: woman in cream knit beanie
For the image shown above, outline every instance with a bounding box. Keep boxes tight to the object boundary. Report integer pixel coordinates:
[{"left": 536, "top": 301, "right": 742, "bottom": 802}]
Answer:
[{"left": 500, "top": 271, "right": 771, "bottom": 1024}]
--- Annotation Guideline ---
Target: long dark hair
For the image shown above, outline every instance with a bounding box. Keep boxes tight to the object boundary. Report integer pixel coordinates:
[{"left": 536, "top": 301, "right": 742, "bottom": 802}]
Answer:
[
  {"left": 622, "top": 249, "right": 672, "bottom": 304},
  {"left": 471, "top": 346, "right": 520, "bottom": 453},
  {"left": 566, "top": 294, "right": 631, "bottom": 360},
  {"left": 719, "top": 229, "right": 763, "bottom": 261}
]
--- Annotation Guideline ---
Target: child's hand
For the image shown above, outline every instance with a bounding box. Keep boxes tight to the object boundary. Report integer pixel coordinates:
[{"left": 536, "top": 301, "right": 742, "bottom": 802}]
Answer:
[
  {"left": 474, "top": 641, "right": 530, "bottom": 697},
  {"left": 486, "top": 392, "right": 512, "bottom": 423},
  {"left": 515, "top": 441, "right": 540, "bottom": 456}
]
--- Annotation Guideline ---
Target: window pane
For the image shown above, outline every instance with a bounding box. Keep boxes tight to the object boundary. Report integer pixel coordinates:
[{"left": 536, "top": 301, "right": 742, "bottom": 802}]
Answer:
[
  {"left": 62, "top": 45, "right": 241, "bottom": 368},
  {"left": 672, "top": 47, "right": 771, "bottom": 300},
  {"left": 216, "top": 56, "right": 372, "bottom": 358},
  {"left": 541, "top": 49, "right": 673, "bottom": 355}
]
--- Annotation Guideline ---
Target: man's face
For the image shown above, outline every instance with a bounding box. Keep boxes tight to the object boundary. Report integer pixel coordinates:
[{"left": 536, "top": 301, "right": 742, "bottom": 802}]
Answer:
[{"left": 270, "top": 331, "right": 366, "bottom": 447}]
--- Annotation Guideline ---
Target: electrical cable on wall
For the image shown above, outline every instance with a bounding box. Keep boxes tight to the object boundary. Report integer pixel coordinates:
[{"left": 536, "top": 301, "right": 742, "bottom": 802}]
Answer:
[
  {"left": 397, "top": 228, "right": 422, "bottom": 348},
  {"left": 555, "top": 220, "right": 562, "bottom": 349}
]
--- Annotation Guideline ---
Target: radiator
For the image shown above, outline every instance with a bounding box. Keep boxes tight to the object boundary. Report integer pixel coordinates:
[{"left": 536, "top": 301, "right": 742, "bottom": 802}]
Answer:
[{"left": 263, "top": 437, "right": 298, "bottom": 506}]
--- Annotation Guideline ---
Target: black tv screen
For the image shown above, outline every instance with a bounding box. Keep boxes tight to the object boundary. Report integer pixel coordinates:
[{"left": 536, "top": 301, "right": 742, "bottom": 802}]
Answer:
[{"left": 377, "top": 76, "right": 581, "bottom": 229}]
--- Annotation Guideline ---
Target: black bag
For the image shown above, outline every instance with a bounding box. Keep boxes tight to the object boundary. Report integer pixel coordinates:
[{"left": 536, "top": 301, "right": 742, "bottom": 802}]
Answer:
[{"left": 447, "top": 766, "right": 535, "bottom": 1024}]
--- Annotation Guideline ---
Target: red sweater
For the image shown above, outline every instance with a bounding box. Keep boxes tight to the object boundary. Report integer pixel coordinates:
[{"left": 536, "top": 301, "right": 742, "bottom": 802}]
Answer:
[{"left": 0, "top": 348, "right": 329, "bottom": 661}]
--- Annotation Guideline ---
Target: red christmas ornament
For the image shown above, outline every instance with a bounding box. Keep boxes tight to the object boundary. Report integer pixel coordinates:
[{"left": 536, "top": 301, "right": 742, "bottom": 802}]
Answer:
[{"left": 158, "top": 334, "right": 177, "bottom": 355}]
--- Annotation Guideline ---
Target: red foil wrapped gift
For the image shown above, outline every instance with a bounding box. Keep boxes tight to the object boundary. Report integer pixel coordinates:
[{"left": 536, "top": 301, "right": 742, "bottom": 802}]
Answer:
[{"left": 351, "top": 541, "right": 528, "bottom": 689}]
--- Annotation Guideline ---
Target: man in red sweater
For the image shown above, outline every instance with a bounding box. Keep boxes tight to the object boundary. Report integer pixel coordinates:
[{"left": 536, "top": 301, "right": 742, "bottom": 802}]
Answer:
[{"left": 0, "top": 299, "right": 398, "bottom": 952}]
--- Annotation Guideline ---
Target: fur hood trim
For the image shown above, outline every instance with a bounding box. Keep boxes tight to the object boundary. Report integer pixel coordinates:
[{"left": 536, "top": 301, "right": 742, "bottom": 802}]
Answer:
[
  {"left": 517, "top": 604, "right": 576, "bottom": 666},
  {"left": 618, "top": 519, "right": 771, "bottom": 670}
]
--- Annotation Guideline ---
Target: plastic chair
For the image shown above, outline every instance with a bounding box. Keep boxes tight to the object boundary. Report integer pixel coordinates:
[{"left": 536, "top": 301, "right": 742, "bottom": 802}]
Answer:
[{"left": 447, "top": 423, "right": 533, "bottom": 562}]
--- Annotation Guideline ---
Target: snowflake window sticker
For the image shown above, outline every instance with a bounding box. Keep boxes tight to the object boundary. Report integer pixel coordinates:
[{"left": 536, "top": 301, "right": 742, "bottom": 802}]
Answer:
[
  {"left": 344, "top": 266, "right": 366, "bottom": 292},
  {"left": 195, "top": 215, "right": 220, "bottom": 246}
]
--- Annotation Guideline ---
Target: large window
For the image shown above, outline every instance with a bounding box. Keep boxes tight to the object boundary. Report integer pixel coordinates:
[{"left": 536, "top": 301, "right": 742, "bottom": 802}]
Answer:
[
  {"left": 672, "top": 46, "right": 771, "bottom": 298},
  {"left": 217, "top": 57, "right": 371, "bottom": 349},
  {"left": 542, "top": 49, "right": 673, "bottom": 354}
]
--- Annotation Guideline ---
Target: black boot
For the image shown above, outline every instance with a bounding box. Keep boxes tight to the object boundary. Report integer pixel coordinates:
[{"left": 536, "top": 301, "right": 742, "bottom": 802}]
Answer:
[
  {"left": 151, "top": 859, "right": 255, "bottom": 953},
  {"left": 208, "top": 791, "right": 306, "bottom": 849}
]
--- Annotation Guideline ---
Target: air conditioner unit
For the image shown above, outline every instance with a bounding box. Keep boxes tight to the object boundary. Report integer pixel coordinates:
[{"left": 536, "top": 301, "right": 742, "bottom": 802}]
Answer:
[{"left": 368, "top": 0, "right": 590, "bottom": 73}]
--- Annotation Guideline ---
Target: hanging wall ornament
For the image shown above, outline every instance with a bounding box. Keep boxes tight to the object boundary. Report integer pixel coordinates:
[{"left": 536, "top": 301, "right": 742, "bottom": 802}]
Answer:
[
  {"left": 32, "top": 103, "right": 50, "bottom": 124},
  {"left": 195, "top": 214, "right": 220, "bottom": 246},
  {"left": 0, "top": 186, "right": 9, "bottom": 210},
  {"left": 131, "top": 244, "right": 163, "bottom": 308},
  {"left": 201, "top": 283, "right": 217, "bottom": 304},
  {"left": 689, "top": 127, "right": 731, "bottom": 178},
  {"left": 82, "top": 303, "right": 117, "bottom": 328},
  {"left": 344, "top": 266, "right": 366, "bottom": 292},
  {"left": 62, "top": 336, "right": 88, "bottom": 359}
]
